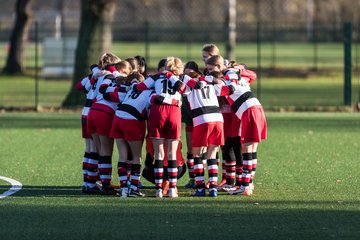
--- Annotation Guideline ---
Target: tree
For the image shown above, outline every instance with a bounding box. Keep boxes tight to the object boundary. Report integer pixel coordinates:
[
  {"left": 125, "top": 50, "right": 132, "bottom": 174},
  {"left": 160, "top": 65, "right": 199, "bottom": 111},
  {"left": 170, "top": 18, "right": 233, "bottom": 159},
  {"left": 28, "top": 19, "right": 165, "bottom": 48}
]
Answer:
[
  {"left": 225, "top": 0, "right": 237, "bottom": 62},
  {"left": 62, "top": 0, "right": 116, "bottom": 107},
  {"left": 3, "top": 0, "right": 32, "bottom": 74}
]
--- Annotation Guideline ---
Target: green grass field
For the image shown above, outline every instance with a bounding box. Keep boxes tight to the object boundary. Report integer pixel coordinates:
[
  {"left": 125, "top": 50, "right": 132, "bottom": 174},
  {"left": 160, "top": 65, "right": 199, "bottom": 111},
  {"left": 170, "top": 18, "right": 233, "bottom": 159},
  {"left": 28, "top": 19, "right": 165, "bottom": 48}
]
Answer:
[{"left": 0, "top": 112, "right": 359, "bottom": 239}]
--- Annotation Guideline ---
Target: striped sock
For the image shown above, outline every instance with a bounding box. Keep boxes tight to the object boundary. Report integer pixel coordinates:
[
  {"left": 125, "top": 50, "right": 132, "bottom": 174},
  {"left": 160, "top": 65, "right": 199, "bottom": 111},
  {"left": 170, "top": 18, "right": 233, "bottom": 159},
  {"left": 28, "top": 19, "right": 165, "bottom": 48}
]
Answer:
[
  {"left": 99, "top": 155, "right": 112, "bottom": 187},
  {"left": 235, "top": 164, "right": 243, "bottom": 186},
  {"left": 186, "top": 153, "right": 195, "bottom": 180},
  {"left": 87, "top": 152, "right": 99, "bottom": 188},
  {"left": 226, "top": 160, "right": 236, "bottom": 185},
  {"left": 82, "top": 152, "right": 90, "bottom": 187},
  {"left": 154, "top": 160, "right": 164, "bottom": 189},
  {"left": 118, "top": 161, "right": 128, "bottom": 188},
  {"left": 207, "top": 158, "right": 218, "bottom": 190},
  {"left": 130, "top": 163, "right": 141, "bottom": 190},
  {"left": 241, "top": 153, "right": 253, "bottom": 187},
  {"left": 250, "top": 152, "right": 257, "bottom": 183},
  {"left": 194, "top": 157, "right": 205, "bottom": 189},
  {"left": 167, "top": 160, "right": 178, "bottom": 189},
  {"left": 222, "top": 160, "right": 227, "bottom": 182}
]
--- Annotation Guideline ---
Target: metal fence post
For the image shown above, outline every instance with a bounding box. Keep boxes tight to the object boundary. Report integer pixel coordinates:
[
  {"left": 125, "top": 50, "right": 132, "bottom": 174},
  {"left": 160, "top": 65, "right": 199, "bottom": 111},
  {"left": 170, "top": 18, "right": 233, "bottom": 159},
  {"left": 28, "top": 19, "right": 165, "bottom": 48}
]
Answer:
[
  {"left": 145, "top": 20, "right": 150, "bottom": 65},
  {"left": 34, "top": 21, "right": 39, "bottom": 111},
  {"left": 344, "top": 22, "right": 352, "bottom": 106}
]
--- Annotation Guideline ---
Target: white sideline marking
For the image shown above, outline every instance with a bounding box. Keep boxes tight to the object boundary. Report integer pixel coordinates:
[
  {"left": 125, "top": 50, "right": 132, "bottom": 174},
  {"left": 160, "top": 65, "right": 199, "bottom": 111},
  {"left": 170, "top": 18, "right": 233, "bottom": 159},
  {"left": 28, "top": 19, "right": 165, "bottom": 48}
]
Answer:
[{"left": 0, "top": 176, "right": 23, "bottom": 199}]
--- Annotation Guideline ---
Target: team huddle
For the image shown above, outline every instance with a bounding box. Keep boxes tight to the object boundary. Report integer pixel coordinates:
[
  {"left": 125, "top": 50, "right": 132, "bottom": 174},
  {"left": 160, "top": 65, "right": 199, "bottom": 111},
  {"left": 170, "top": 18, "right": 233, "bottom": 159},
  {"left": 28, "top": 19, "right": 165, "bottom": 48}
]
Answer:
[{"left": 77, "top": 44, "right": 267, "bottom": 198}]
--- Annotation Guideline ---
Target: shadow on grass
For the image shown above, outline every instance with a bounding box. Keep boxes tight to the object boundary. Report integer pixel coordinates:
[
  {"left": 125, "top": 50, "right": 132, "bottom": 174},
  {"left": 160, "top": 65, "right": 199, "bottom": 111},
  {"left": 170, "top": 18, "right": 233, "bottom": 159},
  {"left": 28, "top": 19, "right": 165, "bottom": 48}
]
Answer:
[
  {"left": 0, "top": 190, "right": 359, "bottom": 240},
  {"left": 0, "top": 185, "right": 160, "bottom": 198},
  {"left": 0, "top": 185, "right": 84, "bottom": 197}
]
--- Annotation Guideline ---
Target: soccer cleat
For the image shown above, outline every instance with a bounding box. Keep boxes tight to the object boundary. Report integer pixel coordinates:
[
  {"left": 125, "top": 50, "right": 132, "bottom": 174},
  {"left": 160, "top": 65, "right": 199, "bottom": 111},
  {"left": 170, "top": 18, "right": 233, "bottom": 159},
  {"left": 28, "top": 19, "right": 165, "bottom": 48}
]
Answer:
[
  {"left": 191, "top": 188, "right": 206, "bottom": 197},
  {"left": 119, "top": 187, "right": 129, "bottom": 198},
  {"left": 184, "top": 179, "right": 196, "bottom": 189},
  {"left": 128, "top": 188, "right": 145, "bottom": 197},
  {"left": 219, "top": 184, "right": 237, "bottom": 192},
  {"left": 230, "top": 186, "right": 252, "bottom": 196},
  {"left": 168, "top": 188, "right": 178, "bottom": 198},
  {"left": 100, "top": 186, "right": 118, "bottom": 196},
  {"left": 95, "top": 181, "right": 103, "bottom": 189},
  {"left": 156, "top": 189, "right": 163, "bottom": 198},
  {"left": 82, "top": 185, "right": 87, "bottom": 193},
  {"left": 249, "top": 182, "right": 255, "bottom": 192},
  {"left": 209, "top": 189, "right": 218, "bottom": 197},
  {"left": 162, "top": 180, "right": 170, "bottom": 196}
]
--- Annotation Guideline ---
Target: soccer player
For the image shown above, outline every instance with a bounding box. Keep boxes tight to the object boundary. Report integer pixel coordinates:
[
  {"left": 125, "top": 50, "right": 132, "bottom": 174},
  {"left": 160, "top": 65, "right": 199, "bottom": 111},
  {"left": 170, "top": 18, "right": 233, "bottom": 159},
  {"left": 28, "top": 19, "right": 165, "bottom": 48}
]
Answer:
[
  {"left": 134, "top": 57, "right": 184, "bottom": 198},
  {"left": 78, "top": 53, "right": 121, "bottom": 194},
  {"left": 106, "top": 72, "right": 152, "bottom": 197},
  {"left": 182, "top": 61, "right": 202, "bottom": 189},
  {"left": 182, "top": 71, "right": 232, "bottom": 197},
  {"left": 206, "top": 55, "right": 266, "bottom": 196},
  {"left": 87, "top": 54, "right": 124, "bottom": 195},
  {"left": 76, "top": 73, "right": 99, "bottom": 193}
]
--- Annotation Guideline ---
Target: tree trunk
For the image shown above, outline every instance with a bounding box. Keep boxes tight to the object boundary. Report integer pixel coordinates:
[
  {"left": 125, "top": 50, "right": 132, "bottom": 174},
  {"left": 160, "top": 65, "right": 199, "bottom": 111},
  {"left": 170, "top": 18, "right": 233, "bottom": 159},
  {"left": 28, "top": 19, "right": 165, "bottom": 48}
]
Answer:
[
  {"left": 62, "top": 0, "right": 116, "bottom": 107},
  {"left": 3, "top": 0, "right": 32, "bottom": 74},
  {"left": 225, "top": 0, "right": 237, "bottom": 62}
]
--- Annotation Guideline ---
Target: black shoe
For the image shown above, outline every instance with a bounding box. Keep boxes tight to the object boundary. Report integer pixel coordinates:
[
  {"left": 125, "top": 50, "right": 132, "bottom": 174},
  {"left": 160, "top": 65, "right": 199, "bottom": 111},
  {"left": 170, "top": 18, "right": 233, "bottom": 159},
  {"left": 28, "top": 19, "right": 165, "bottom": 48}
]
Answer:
[
  {"left": 100, "top": 186, "right": 118, "bottom": 196},
  {"left": 82, "top": 186, "right": 87, "bottom": 193},
  {"left": 128, "top": 188, "right": 145, "bottom": 197}
]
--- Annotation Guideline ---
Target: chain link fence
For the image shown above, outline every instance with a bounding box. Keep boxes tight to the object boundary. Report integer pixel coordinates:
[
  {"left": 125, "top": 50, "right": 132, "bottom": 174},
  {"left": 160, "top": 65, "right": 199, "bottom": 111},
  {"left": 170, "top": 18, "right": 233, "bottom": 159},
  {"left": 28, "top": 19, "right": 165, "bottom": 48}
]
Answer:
[{"left": 0, "top": 0, "right": 359, "bottom": 109}]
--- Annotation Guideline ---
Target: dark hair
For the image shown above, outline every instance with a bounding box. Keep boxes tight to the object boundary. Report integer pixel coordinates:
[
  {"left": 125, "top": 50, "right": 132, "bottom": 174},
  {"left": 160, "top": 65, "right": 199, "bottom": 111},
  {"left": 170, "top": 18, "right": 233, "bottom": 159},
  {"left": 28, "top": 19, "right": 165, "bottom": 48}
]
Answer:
[
  {"left": 184, "top": 61, "right": 199, "bottom": 73},
  {"left": 125, "top": 57, "right": 139, "bottom": 71},
  {"left": 209, "top": 71, "right": 223, "bottom": 78},
  {"left": 157, "top": 58, "right": 167, "bottom": 71},
  {"left": 134, "top": 55, "right": 147, "bottom": 76}
]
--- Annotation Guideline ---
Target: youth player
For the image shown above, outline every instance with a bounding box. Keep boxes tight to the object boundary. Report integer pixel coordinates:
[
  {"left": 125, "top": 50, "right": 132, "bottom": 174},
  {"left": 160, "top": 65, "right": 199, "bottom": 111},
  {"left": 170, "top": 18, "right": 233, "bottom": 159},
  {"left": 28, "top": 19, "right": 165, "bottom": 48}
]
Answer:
[{"left": 134, "top": 57, "right": 184, "bottom": 198}]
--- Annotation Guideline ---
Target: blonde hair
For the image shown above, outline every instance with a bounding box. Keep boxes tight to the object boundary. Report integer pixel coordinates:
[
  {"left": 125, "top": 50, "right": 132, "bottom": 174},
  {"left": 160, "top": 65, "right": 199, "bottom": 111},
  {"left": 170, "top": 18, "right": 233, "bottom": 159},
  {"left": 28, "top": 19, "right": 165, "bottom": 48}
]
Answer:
[
  {"left": 202, "top": 43, "right": 220, "bottom": 56},
  {"left": 98, "top": 52, "right": 121, "bottom": 69},
  {"left": 165, "top": 57, "right": 184, "bottom": 76}
]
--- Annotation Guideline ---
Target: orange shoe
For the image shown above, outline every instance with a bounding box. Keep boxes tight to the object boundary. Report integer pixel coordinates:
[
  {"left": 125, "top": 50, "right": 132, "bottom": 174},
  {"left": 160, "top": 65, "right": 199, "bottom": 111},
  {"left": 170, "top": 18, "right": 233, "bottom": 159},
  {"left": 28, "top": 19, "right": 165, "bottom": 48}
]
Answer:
[
  {"left": 218, "top": 179, "right": 227, "bottom": 187},
  {"left": 249, "top": 182, "right": 254, "bottom": 192},
  {"left": 163, "top": 180, "right": 170, "bottom": 196}
]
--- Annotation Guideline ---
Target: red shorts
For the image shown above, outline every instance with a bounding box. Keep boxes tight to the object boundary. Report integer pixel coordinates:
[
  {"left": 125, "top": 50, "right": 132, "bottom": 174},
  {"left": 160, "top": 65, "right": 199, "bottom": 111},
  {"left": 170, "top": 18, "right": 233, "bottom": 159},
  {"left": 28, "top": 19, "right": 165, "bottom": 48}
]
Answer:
[
  {"left": 192, "top": 122, "right": 224, "bottom": 148},
  {"left": 241, "top": 105, "right": 267, "bottom": 143},
  {"left": 223, "top": 112, "right": 241, "bottom": 138},
  {"left": 110, "top": 117, "right": 146, "bottom": 141},
  {"left": 87, "top": 103, "right": 115, "bottom": 136},
  {"left": 81, "top": 116, "right": 91, "bottom": 139},
  {"left": 148, "top": 104, "right": 181, "bottom": 140}
]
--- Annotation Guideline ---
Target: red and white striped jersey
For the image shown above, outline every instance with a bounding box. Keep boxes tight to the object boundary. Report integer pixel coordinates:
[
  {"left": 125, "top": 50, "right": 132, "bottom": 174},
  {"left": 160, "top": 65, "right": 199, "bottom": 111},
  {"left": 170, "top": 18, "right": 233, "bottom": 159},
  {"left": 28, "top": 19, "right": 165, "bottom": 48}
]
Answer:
[
  {"left": 183, "top": 76, "right": 223, "bottom": 127},
  {"left": 115, "top": 84, "right": 154, "bottom": 121},
  {"left": 92, "top": 75, "right": 118, "bottom": 111},
  {"left": 226, "top": 83, "right": 261, "bottom": 119},
  {"left": 76, "top": 75, "right": 96, "bottom": 117},
  {"left": 140, "top": 72, "right": 182, "bottom": 105}
]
